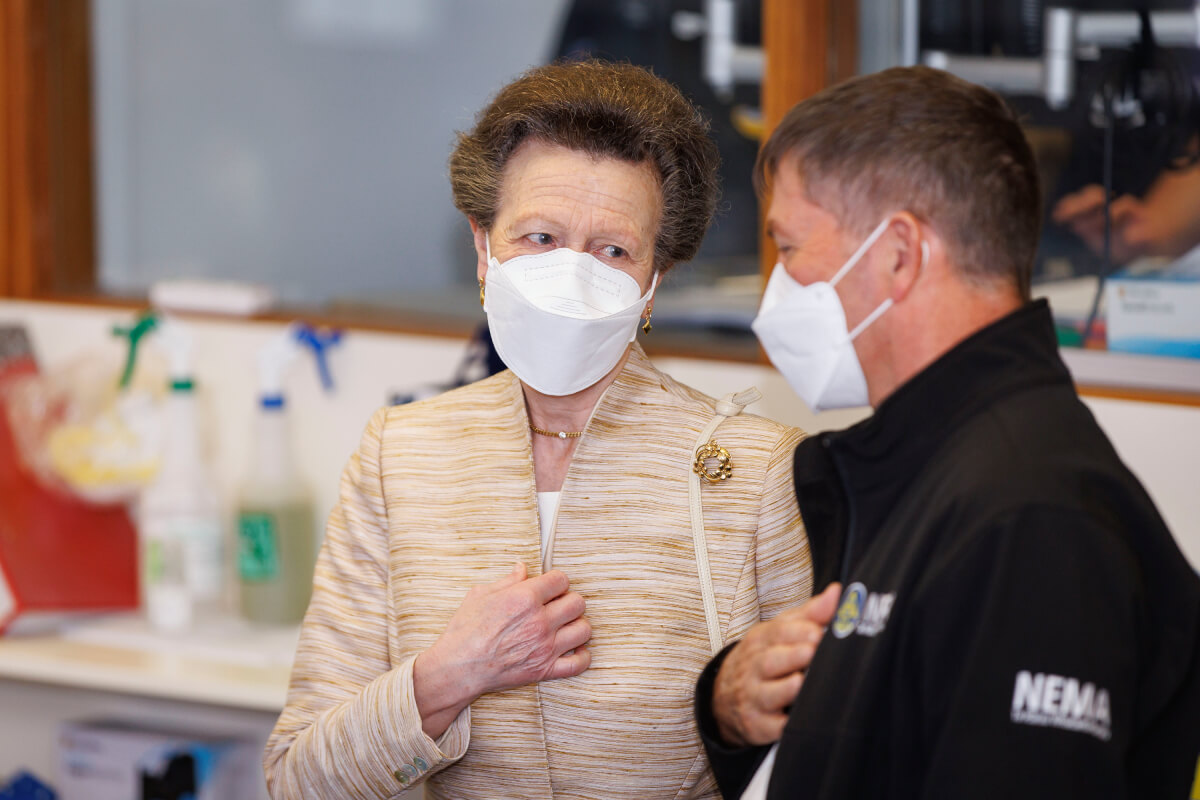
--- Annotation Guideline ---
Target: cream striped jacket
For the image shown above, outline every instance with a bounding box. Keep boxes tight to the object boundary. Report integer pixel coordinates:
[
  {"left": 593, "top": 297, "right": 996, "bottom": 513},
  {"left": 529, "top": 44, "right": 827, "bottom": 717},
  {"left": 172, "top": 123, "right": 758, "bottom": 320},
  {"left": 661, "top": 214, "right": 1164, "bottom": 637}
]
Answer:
[{"left": 263, "top": 345, "right": 812, "bottom": 799}]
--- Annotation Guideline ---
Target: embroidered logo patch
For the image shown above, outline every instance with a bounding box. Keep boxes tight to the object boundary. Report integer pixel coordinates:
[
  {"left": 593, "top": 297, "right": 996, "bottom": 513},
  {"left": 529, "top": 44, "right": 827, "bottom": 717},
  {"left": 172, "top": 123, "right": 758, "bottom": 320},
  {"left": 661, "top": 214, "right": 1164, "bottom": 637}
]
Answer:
[
  {"left": 831, "top": 582, "right": 895, "bottom": 639},
  {"left": 1010, "top": 670, "right": 1112, "bottom": 741}
]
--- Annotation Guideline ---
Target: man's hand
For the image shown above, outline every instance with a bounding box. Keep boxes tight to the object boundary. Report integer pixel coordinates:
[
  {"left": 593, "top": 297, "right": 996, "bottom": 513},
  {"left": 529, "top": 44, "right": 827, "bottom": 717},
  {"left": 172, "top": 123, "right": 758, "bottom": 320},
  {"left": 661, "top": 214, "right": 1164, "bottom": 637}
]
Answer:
[
  {"left": 1053, "top": 166, "right": 1200, "bottom": 265},
  {"left": 712, "top": 583, "right": 842, "bottom": 748},
  {"left": 1052, "top": 185, "right": 1158, "bottom": 264},
  {"left": 414, "top": 562, "right": 591, "bottom": 738}
]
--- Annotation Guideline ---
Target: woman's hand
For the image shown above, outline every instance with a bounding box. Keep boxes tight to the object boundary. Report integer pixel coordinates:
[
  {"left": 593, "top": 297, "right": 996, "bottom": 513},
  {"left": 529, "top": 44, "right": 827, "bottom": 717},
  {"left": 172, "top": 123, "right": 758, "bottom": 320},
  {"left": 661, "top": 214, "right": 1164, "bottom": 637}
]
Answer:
[{"left": 413, "top": 562, "right": 592, "bottom": 739}]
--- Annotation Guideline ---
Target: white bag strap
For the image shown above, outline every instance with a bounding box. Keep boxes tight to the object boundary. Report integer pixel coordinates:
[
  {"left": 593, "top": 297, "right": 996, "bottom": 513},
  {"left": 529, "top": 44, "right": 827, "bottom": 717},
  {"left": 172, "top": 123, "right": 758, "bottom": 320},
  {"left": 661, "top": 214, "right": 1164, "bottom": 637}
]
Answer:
[{"left": 689, "top": 386, "right": 762, "bottom": 654}]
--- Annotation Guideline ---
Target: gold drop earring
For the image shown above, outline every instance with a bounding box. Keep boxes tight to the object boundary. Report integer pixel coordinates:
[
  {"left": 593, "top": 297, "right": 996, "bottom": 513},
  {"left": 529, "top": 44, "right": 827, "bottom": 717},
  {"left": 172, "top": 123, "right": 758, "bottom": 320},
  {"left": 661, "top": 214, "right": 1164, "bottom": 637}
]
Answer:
[
  {"left": 479, "top": 279, "right": 485, "bottom": 307},
  {"left": 641, "top": 307, "right": 653, "bottom": 335}
]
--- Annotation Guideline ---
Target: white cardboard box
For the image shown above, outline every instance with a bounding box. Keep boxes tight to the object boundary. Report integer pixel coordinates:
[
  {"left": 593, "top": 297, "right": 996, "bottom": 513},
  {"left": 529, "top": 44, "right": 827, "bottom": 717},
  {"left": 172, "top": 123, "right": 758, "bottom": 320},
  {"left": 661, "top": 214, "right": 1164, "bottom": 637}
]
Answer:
[{"left": 1106, "top": 255, "right": 1200, "bottom": 359}]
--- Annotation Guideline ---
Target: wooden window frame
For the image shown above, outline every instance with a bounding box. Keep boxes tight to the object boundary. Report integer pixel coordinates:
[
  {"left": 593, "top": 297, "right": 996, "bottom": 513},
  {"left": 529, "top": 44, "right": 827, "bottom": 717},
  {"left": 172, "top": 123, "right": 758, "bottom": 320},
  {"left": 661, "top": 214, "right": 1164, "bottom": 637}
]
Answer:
[{"left": 1, "top": 0, "right": 94, "bottom": 300}]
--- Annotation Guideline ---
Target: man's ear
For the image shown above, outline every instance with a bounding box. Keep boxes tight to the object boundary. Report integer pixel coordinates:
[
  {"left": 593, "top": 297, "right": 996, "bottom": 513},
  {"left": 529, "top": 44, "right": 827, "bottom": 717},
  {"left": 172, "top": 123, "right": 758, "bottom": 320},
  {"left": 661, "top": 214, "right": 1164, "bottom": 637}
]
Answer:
[
  {"left": 469, "top": 218, "right": 489, "bottom": 282},
  {"left": 887, "top": 212, "right": 928, "bottom": 303}
]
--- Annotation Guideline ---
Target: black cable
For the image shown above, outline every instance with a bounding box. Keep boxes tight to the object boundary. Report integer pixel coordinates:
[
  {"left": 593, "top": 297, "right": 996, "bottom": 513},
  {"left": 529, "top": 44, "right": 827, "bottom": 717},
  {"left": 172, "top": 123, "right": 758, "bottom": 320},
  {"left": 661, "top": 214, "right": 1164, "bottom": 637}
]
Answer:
[{"left": 1082, "top": 86, "right": 1115, "bottom": 348}]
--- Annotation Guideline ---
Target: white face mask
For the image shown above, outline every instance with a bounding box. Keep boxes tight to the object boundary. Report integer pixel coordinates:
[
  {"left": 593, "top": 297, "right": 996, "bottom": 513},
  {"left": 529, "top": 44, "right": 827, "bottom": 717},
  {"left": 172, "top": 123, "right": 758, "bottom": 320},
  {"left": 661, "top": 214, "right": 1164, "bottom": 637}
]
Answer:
[
  {"left": 751, "top": 218, "right": 927, "bottom": 412},
  {"left": 482, "top": 235, "right": 656, "bottom": 396}
]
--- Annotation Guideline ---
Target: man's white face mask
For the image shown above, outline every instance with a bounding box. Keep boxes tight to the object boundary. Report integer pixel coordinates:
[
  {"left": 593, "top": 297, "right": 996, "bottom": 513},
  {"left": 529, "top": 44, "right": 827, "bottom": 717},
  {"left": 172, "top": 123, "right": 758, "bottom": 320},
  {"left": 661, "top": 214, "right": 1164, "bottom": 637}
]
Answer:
[
  {"left": 483, "top": 234, "right": 656, "bottom": 396},
  {"left": 751, "top": 218, "right": 928, "bottom": 412}
]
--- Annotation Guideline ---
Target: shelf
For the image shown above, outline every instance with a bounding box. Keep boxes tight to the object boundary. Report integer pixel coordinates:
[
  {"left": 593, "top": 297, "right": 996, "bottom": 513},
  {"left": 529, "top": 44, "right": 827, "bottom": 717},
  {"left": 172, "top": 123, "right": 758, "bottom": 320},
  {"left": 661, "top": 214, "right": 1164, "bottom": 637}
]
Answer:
[
  {"left": 0, "top": 616, "right": 294, "bottom": 712},
  {"left": 1064, "top": 348, "right": 1200, "bottom": 405}
]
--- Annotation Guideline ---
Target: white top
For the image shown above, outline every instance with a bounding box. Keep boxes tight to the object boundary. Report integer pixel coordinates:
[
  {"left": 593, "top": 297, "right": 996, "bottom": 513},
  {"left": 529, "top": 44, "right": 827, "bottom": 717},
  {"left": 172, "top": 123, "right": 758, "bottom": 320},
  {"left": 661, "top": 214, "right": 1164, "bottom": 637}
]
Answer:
[
  {"left": 740, "top": 742, "right": 779, "bottom": 800},
  {"left": 536, "top": 491, "right": 562, "bottom": 566}
]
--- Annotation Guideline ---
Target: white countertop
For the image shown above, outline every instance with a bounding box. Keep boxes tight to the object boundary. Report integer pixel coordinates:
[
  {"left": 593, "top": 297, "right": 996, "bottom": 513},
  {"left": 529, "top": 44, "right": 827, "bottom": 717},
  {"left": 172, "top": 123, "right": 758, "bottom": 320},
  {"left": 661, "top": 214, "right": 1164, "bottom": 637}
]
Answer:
[{"left": 0, "top": 615, "right": 295, "bottom": 712}]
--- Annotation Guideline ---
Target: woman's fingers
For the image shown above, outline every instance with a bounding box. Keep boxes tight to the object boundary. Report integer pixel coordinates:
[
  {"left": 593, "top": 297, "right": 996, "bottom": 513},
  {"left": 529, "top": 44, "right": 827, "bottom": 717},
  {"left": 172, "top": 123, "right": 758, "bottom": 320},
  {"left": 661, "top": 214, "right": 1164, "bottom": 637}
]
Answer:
[
  {"left": 485, "top": 561, "right": 528, "bottom": 594},
  {"left": 547, "top": 644, "right": 592, "bottom": 680},
  {"left": 552, "top": 615, "right": 592, "bottom": 657},
  {"left": 543, "top": 590, "right": 586, "bottom": 629},
  {"left": 527, "top": 568, "right": 571, "bottom": 603}
]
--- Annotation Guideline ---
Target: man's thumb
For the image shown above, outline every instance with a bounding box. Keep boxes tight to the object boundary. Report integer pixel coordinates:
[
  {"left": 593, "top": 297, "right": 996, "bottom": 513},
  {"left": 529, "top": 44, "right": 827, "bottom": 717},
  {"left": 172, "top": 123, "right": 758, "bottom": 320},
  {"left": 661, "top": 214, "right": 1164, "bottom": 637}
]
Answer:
[{"left": 807, "top": 582, "right": 843, "bottom": 625}]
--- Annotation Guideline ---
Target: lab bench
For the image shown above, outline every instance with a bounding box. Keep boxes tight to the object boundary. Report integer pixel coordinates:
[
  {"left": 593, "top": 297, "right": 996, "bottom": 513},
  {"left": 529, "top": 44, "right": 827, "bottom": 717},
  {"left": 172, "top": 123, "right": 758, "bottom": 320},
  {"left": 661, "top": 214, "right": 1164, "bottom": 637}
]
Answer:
[{"left": 0, "top": 618, "right": 294, "bottom": 800}]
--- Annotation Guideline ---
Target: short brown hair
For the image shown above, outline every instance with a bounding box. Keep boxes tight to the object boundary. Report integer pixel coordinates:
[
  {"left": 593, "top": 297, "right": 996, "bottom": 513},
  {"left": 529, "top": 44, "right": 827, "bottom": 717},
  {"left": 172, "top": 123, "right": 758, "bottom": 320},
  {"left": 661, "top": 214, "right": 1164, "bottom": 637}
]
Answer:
[
  {"left": 450, "top": 60, "right": 720, "bottom": 273},
  {"left": 757, "top": 66, "right": 1041, "bottom": 299}
]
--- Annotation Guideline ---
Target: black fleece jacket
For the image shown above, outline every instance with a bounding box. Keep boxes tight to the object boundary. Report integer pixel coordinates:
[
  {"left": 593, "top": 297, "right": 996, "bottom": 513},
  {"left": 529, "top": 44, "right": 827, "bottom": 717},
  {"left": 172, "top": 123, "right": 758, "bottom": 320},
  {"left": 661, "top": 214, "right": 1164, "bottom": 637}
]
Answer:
[{"left": 697, "top": 300, "right": 1200, "bottom": 799}]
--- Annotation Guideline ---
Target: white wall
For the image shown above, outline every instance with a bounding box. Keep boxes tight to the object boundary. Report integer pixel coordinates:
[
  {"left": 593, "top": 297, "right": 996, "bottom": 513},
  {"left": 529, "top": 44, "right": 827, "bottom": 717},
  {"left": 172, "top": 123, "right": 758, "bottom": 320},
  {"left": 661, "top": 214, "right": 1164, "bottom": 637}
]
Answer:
[{"left": 1080, "top": 395, "right": 1200, "bottom": 568}]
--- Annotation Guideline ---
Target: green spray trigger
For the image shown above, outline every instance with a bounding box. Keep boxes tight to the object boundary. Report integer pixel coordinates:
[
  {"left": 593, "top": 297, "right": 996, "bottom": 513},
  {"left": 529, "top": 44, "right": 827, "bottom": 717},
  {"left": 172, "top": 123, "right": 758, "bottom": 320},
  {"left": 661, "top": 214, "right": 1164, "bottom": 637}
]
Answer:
[{"left": 112, "top": 311, "right": 159, "bottom": 389}]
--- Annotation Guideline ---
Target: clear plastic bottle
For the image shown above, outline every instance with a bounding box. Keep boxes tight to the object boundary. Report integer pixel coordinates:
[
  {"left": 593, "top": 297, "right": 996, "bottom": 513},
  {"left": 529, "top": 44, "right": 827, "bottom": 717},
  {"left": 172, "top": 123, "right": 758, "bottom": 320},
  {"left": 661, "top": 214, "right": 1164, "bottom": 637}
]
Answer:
[{"left": 139, "top": 320, "right": 224, "bottom": 632}]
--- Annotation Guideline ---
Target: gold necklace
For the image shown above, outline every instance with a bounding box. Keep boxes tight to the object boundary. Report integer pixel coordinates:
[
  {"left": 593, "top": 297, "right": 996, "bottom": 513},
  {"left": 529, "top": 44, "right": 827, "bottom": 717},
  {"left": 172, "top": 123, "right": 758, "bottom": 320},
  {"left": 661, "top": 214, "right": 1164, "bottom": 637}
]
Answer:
[{"left": 529, "top": 424, "right": 584, "bottom": 440}]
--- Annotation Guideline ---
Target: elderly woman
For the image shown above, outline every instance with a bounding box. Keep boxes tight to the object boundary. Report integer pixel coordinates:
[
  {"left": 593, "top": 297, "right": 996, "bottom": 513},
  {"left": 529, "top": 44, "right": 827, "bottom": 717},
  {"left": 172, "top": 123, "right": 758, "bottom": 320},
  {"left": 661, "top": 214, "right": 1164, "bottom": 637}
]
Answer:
[{"left": 264, "top": 60, "right": 811, "bottom": 799}]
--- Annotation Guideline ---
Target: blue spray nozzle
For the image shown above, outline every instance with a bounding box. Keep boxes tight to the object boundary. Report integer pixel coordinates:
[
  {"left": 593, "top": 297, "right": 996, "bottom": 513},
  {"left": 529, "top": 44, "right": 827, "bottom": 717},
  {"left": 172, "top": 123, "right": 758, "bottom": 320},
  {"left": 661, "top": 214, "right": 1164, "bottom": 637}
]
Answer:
[
  {"left": 293, "top": 323, "right": 343, "bottom": 393},
  {"left": 258, "top": 322, "right": 343, "bottom": 403}
]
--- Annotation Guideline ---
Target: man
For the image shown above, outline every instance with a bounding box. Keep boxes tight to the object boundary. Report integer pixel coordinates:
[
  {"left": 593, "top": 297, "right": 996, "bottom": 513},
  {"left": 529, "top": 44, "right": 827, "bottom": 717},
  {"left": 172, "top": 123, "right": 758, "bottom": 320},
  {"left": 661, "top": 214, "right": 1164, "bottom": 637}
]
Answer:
[{"left": 696, "top": 66, "right": 1200, "bottom": 799}]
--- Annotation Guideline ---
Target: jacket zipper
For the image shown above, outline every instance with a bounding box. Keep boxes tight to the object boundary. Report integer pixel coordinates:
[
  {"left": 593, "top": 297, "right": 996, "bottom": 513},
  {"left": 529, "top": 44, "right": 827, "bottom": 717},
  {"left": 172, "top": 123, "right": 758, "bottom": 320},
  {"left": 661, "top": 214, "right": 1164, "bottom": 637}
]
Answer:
[{"left": 824, "top": 436, "right": 857, "bottom": 585}]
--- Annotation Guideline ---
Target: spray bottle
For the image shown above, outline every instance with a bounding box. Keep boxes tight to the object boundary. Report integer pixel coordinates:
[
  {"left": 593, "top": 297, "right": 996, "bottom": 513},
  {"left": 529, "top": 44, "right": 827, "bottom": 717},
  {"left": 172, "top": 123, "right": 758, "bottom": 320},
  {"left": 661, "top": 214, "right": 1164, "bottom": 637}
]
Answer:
[
  {"left": 137, "top": 316, "right": 224, "bottom": 632},
  {"left": 237, "top": 323, "right": 341, "bottom": 625}
]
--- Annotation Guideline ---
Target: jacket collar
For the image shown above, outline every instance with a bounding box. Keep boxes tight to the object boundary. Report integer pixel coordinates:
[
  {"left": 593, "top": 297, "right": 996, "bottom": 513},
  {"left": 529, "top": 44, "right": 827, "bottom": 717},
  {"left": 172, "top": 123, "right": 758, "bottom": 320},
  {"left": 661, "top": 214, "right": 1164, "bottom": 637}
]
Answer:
[
  {"left": 794, "top": 299, "right": 1074, "bottom": 586},
  {"left": 595, "top": 342, "right": 667, "bottom": 410}
]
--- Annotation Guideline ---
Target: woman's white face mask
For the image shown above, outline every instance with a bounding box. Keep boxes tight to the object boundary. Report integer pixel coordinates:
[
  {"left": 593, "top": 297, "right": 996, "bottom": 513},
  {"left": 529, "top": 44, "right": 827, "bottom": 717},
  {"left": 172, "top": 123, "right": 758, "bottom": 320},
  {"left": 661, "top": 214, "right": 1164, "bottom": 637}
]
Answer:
[{"left": 483, "top": 234, "right": 656, "bottom": 396}]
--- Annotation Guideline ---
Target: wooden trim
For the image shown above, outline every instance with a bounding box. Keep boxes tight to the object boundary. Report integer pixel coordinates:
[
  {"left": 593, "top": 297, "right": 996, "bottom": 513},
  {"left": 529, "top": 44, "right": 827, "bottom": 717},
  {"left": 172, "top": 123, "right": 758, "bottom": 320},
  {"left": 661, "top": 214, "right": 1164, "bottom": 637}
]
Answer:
[
  {"left": 14, "top": 293, "right": 1200, "bottom": 398},
  {"left": 761, "top": 0, "right": 826, "bottom": 137},
  {"left": 0, "top": 6, "right": 9, "bottom": 295},
  {"left": 1, "top": 0, "right": 47, "bottom": 298},
  {"left": 759, "top": 0, "right": 856, "bottom": 279},
  {"left": 0, "top": 0, "right": 94, "bottom": 299},
  {"left": 45, "top": 0, "right": 95, "bottom": 294},
  {"left": 0, "top": 8, "right": 8, "bottom": 295},
  {"left": 25, "top": 291, "right": 763, "bottom": 363},
  {"left": 830, "top": 0, "right": 859, "bottom": 86},
  {"left": 1076, "top": 384, "right": 1200, "bottom": 408}
]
